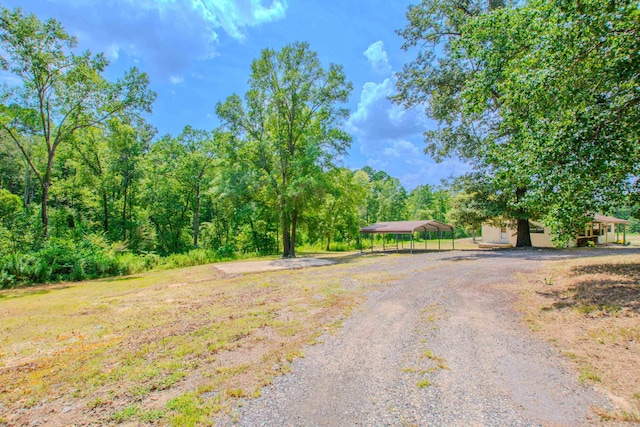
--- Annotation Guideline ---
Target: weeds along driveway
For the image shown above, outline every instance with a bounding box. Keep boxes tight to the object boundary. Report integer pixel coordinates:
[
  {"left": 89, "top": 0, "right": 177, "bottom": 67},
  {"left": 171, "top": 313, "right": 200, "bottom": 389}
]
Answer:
[{"left": 220, "top": 248, "right": 635, "bottom": 426}]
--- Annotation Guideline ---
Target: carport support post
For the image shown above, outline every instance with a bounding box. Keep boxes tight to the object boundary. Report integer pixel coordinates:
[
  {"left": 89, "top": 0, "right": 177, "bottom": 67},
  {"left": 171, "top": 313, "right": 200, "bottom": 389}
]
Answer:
[
  {"left": 438, "top": 231, "right": 441, "bottom": 251},
  {"left": 395, "top": 234, "right": 399, "bottom": 252},
  {"left": 452, "top": 229, "right": 455, "bottom": 250},
  {"left": 371, "top": 233, "right": 373, "bottom": 252},
  {"left": 383, "top": 234, "right": 385, "bottom": 252},
  {"left": 410, "top": 232, "right": 413, "bottom": 254}
]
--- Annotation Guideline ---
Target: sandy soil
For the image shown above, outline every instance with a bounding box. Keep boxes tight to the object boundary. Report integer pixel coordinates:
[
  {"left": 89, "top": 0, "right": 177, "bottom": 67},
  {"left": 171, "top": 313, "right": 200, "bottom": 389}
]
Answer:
[
  {"left": 214, "top": 257, "right": 336, "bottom": 274},
  {"left": 220, "top": 248, "right": 639, "bottom": 426}
]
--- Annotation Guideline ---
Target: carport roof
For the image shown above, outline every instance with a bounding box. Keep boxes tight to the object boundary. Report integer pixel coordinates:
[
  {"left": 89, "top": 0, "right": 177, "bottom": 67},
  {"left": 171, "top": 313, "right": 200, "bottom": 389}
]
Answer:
[{"left": 360, "top": 220, "right": 453, "bottom": 234}]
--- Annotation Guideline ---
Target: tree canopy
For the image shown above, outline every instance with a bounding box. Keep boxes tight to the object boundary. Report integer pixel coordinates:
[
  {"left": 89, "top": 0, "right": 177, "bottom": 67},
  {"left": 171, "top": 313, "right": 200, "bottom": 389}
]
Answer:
[
  {"left": 0, "top": 7, "right": 155, "bottom": 236},
  {"left": 394, "top": 0, "right": 639, "bottom": 244},
  {"left": 216, "top": 42, "right": 353, "bottom": 258}
]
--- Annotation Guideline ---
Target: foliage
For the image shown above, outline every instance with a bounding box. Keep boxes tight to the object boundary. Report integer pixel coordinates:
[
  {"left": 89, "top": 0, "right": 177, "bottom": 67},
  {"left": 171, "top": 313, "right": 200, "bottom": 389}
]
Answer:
[
  {"left": 394, "top": 0, "right": 640, "bottom": 244},
  {"left": 217, "top": 42, "right": 353, "bottom": 258},
  {"left": 0, "top": 6, "right": 155, "bottom": 236},
  {"left": 360, "top": 166, "right": 408, "bottom": 224},
  {"left": 394, "top": 0, "right": 540, "bottom": 247},
  {"left": 0, "top": 7, "right": 469, "bottom": 288}
]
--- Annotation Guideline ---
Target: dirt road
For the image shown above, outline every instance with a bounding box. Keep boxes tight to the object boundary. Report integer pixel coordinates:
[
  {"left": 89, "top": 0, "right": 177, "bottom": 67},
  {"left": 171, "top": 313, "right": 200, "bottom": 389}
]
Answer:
[{"left": 220, "top": 249, "right": 622, "bottom": 426}]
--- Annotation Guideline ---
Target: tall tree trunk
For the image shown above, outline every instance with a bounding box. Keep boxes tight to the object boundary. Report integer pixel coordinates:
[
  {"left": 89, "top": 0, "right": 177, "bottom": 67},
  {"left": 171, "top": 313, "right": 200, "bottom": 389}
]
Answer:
[
  {"left": 122, "top": 185, "right": 127, "bottom": 241},
  {"left": 515, "top": 218, "right": 532, "bottom": 247},
  {"left": 515, "top": 187, "right": 532, "bottom": 247},
  {"left": 249, "top": 217, "right": 260, "bottom": 253},
  {"left": 23, "top": 166, "right": 32, "bottom": 210},
  {"left": 282, "top": 215, "right": 291, "bottom": 258},
  {"left": 193, "top": 182, "right": 201, "bottom": 247},
  {"left": 102, "top": 190, "right": 109, "bottom": 234},
  {"left": 290, "top": 208, "right": 298, "bottom": 258},
  {"left": 41, "top": 179, "right": 50, "bottom": 237}
]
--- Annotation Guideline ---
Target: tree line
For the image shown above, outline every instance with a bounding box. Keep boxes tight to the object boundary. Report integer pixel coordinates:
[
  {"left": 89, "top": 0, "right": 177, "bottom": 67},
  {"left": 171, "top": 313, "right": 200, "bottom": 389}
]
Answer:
[
  {"left": 2, "top": 0, "right": 639, "bottom": 286},
  {"left": 0, "top": 6, "right": 462, "bottom": 287}
]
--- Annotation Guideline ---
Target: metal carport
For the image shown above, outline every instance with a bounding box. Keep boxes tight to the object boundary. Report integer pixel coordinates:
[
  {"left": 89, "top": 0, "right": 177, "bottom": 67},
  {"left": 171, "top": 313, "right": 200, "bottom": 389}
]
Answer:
[{"left": 359, "top": 220, "right": 455, "bottom": 253}]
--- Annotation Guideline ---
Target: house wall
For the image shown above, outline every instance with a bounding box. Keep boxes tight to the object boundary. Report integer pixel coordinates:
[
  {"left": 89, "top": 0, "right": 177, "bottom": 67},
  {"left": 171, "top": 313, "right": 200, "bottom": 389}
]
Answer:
[
  {"left": 530, "top": 230, "right": 555, "bottom": 247},
  {"left": 597, "top": 225, "right": 622, "bottom": 244},
  {"left": 481, "top": 223, "right": 556, "bottom": 248},
  {"left": 481, "top": 224, "right": 503, "bottom": 243},
  {"left": 483, "top": 220, "right": 626, "bottom": 247}
]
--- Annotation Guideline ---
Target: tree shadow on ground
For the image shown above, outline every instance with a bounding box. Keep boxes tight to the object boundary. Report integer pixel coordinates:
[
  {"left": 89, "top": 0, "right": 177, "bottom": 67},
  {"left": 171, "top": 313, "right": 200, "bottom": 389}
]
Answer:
[
  {"left": 0, "top": 285, "right": 71, "bottom": 301},
  {"left": 539, "top": 261, "right": 640, "bottom": 313}
]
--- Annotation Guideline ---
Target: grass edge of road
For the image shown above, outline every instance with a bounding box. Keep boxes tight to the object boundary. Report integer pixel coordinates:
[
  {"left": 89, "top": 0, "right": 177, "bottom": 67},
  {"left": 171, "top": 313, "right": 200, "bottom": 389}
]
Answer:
[{"left": 511, "top": 252, "right": 640, "bottom": 423}]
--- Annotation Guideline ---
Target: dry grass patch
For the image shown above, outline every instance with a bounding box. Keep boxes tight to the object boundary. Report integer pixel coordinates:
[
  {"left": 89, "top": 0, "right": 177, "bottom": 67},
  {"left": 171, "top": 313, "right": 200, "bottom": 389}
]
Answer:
[
  {"left": 0, "top": 255, "right": 392, "bottom": 426},
  {"left": 514, "top": 253, "right": 640, "bottom": 420}
]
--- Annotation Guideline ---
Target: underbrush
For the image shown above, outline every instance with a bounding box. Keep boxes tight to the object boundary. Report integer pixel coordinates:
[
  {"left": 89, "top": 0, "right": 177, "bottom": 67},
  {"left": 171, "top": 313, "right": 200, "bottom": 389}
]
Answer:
[
  {"left": 296, "top": 241, "right": 359, "bottom": 253},
  {"left": 0, "top": 235, "right": 153, "bottom": 288},
  {"left": 0, "top": 237, "right": 262, "bottom": 289}
]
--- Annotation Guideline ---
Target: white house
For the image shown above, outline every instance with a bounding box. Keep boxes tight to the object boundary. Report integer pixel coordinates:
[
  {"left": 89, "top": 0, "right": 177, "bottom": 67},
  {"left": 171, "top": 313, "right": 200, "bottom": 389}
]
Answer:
[{"left": 481, "top": 214, "right": 630, "bottom": 248}]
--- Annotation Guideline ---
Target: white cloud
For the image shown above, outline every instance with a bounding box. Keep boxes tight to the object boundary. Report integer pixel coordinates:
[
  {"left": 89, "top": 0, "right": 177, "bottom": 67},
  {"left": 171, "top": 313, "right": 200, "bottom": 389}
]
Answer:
[
  {"left": 170, "top": 75, "right": 185, "bottom": 84},
  {"left": 382, "top": 140, "right": 421, "bottom": 158},
  {"left": 104, "top": 43, "right": 120, "bottom": 60},
  {"left": 347, "top": 76, "right": 429, "bottom": 145},
  {"left": 33, "top": 0, "right": 288, "bottom": 80},
  {"left": 194, "top": 0, "right": 288, "bottom": 42},
  {"left": 363, "top": 41, "right": 392, "bottom": 75}
]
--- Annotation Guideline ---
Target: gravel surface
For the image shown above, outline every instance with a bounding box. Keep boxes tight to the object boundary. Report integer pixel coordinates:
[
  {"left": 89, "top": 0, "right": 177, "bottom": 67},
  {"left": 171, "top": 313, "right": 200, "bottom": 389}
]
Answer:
[
  {"left": 215, "top": 257, "right": 336, "bottom": 274},
  {"left": 217, "top": 249, "right": 620, "bottom": 426}
]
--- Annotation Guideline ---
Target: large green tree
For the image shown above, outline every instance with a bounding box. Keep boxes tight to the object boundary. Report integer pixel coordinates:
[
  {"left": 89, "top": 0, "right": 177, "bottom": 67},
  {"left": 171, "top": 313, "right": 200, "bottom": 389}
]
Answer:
[
  {"left": 0, "top": 7, "right": 155, "bottom": 236},
  {"left": 217, "top": 42, "right": 352, "bottom": 258},
  {"left": 459, "top": 0, "right": 640, "bottom": 240},
  {"left": 395, "top": 0, "right": 640, "bottom": 245},
  {"left": 393, "top": 0, "right": 538, "bottom": 247}
]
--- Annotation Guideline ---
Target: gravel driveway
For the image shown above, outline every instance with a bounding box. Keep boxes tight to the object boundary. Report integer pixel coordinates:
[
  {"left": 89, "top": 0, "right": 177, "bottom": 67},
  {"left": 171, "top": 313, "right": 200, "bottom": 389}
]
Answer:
[{"left": 218, "top": 249, "right": 619, "bottom": 426}]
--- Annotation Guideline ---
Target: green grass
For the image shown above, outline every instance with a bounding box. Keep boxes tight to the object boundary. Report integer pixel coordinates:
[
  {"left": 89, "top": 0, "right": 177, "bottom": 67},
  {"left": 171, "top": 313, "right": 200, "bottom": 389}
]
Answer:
[
  {"left": 416, "top": 378, "right": 432, "bottom": 388},
  {"left": 166, "top": 393, "right": 209, "bottom": 427},
  {"left": 579, "top": 365, "right": 602, "bottom": 384},
  {"left": 111, "top": 404, "right": 140, "bottom": 422},
  {"left": 0, "top": 254, "right": 387, "bottom": 425}
]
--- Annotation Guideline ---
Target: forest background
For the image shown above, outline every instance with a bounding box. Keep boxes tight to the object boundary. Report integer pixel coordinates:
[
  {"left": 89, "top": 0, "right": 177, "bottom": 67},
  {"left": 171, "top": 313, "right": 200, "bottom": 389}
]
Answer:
[{"left": 1, "top": 1, "right": 639, "bottom": 287}]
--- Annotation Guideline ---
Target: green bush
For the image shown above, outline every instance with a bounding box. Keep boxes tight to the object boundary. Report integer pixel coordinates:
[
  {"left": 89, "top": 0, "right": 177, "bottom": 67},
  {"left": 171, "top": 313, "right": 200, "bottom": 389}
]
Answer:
[
  {"left": 158, "top": 249, "right": 217, "bottom": 270},
  {"left": 0, "top": 233, "right": 262, "bottom": 289},
  {"left": 215, "top": 244, "right": 236, "bottom": 259}
]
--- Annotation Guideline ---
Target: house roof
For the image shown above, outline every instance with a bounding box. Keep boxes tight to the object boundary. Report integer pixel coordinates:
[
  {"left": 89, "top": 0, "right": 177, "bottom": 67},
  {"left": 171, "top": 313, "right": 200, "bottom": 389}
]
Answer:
[
  {"left": 360, "top": 220, "right": 454, "bottom": 234},
  {"left": 591, "top": 214, "right": 630, "bottom": 224}
]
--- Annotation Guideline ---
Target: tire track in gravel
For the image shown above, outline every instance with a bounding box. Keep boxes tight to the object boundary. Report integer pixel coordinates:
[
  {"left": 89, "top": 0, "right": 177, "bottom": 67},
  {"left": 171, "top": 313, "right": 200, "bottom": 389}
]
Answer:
[{"left": 219, "top": 250, "right": 614, "bottom": 426}]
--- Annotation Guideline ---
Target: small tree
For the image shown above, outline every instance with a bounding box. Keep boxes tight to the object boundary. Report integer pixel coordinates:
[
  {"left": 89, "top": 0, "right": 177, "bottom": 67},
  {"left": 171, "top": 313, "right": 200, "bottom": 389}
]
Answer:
[{"left": 447, "top": 192, "right": 487, "bottom": 242}]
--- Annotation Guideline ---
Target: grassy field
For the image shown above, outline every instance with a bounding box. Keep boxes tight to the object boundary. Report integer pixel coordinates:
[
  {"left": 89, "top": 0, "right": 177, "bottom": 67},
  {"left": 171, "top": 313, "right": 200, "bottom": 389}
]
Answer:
[
  {"left": 0, "top": 254, "right": 404, "bottom": 426},
  {"left": 513, "top": 252, "right": 640, "bottom": 421},
  {"left": 2, "top": 240, "right": 638, "bottom": 425}
]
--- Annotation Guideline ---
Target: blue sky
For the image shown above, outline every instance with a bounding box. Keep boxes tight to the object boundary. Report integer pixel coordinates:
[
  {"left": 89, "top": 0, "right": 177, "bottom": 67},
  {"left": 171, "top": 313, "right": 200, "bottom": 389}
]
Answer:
[{"left": 8, "top": 0, "right": 469, "bottom": 190}]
